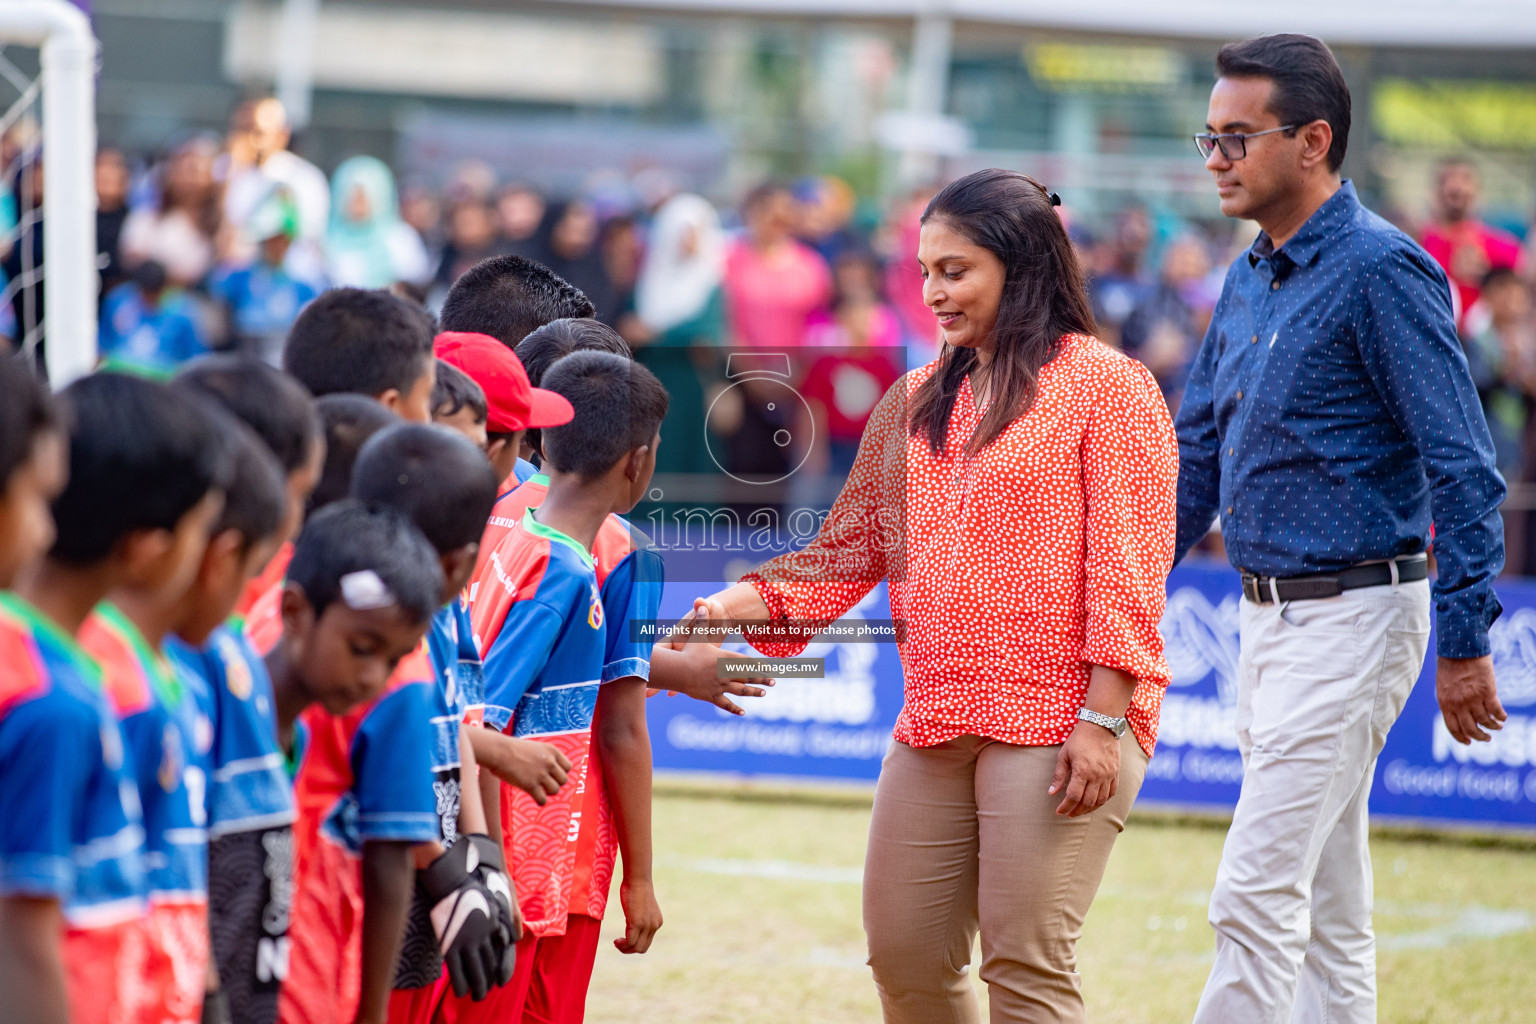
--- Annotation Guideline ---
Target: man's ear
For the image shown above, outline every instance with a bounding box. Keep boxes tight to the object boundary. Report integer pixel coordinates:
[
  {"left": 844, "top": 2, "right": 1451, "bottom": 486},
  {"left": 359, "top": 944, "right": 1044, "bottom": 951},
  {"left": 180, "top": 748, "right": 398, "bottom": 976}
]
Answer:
[
  {"left": 376, "top": 388, "right": 403, "bottom": 415},
  {"left": 279, "top": 582, "right": 316, "bottom": 651},
  {"left": 1299, "top": 120, "right": 1334, "bottom": 171}
]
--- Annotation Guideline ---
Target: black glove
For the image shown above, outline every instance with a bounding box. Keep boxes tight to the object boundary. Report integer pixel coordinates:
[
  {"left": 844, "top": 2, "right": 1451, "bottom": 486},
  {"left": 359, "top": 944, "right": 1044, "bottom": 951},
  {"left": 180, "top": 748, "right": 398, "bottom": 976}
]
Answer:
[
  {"left": 419, "top": 840, "right": 504, "bottom": 1002},
  {"left": 462, "top": 832, "right": 517, "bottom": 988}
]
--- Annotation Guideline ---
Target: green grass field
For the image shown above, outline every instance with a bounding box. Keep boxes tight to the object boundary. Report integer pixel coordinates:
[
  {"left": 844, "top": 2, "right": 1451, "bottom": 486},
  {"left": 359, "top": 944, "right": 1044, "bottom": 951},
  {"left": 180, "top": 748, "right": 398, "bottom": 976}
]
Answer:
[{"left": 584, "top": 785, "right": 1536, "bottom": 1023}]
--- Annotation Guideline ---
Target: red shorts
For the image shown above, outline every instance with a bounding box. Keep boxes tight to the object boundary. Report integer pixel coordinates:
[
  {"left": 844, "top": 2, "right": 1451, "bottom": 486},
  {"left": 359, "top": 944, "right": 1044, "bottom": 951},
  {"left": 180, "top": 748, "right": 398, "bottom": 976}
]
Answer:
[
  {"left": 435, "top": 914, "right": 603, "bottom": 1024},
  {"left": 387, "top": 981, "right": 442, "bottom": 1024}
]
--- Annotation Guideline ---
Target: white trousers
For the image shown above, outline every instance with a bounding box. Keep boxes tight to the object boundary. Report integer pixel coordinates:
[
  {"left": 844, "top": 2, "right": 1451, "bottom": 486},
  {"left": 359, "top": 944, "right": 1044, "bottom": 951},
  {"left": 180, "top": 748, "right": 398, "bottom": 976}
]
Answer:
[{"left": 1192, "top": 579, "right": 1430, "bottom": 1024}]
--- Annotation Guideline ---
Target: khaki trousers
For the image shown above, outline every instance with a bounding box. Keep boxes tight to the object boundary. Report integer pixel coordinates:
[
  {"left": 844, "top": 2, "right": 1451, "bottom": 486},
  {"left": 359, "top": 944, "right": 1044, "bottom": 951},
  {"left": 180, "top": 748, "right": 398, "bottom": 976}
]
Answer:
[{"left": 863, "top": 732, "right": 1148, "bottom": 1024}]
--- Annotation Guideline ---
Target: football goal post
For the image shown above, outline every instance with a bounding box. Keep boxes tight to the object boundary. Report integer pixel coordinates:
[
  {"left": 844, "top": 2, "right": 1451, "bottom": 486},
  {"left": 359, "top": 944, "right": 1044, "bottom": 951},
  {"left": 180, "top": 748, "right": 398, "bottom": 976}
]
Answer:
[{"left": 0, "top": 0, "right": 97, "bottom": 384}]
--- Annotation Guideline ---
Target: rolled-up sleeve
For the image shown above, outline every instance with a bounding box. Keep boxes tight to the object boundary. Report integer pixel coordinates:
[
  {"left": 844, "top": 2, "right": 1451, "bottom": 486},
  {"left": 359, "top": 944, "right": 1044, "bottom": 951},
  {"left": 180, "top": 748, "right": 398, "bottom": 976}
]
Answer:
[
  {"left": 1355, "top": 247, "right": 1506, "bottom": 657},
  {"left": 1079, "top": 359, "right": 1179, "bottom": 689}
]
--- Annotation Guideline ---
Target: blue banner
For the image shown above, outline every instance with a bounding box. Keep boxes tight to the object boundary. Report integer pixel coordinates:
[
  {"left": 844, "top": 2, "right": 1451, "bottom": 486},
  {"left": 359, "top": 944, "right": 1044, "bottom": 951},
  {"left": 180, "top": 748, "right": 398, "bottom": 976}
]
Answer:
[{"left": 646, "top": 560, "right": 1536, "bottom": 831}]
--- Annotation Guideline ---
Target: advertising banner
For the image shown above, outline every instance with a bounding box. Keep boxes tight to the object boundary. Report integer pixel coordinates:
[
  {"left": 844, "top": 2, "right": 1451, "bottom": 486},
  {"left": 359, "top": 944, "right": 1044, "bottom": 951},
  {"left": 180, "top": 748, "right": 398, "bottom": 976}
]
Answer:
[{"left": 647, "top": 560, "right": 1536, "bottom": 832}]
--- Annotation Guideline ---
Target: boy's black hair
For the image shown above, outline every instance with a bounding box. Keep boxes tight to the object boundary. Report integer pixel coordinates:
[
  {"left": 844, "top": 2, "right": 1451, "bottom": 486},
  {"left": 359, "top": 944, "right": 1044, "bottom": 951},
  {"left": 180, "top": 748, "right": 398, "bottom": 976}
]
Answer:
[
  {"left": 0, "top": 355, "right": 61, "bottom": 487},
  {"left": 308, "top": 394, "right": 398, "bottom": 517},
  {"left": 515, "top": 318, "right": 632, "bottom": 456},
  {"left": 50, "top": 372, "right": 232, "bottom": 565},
  {"left": 438, "top": 254, "right": 595, "bottom": 351},
  {"left": 207, "top": 411, "right": 287, "bottom": 553},
  {"left": 540, "top": 352, "right": 669, "bottom": 481},
  {"left": 350, "top": 424, "right": 499, "bottom": 555},
  {"left": 430, "top": 359, "right": 487, "bottom": 424},
  {"left": 282, "top": 287, "right": 436, "bottom": 400},
  {"left": 1216, "top": 34, "right": 1351, "bottom": 172},
  {"left": 175, "top": 353, "right": 321, "bottom": 474},
  {"left": 515, "top": 317, "right": 632, "bottom": 388},
  {"left": 286, "top": 499, "right": 442, "bottom": 624}
]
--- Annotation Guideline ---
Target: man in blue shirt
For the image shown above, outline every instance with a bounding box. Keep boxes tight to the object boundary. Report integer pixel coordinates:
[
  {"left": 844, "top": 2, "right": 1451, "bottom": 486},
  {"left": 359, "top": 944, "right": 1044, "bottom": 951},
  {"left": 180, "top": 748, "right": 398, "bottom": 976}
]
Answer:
[{"left": 1177, "top": 35, "right": 1508, "bottom": 1024}]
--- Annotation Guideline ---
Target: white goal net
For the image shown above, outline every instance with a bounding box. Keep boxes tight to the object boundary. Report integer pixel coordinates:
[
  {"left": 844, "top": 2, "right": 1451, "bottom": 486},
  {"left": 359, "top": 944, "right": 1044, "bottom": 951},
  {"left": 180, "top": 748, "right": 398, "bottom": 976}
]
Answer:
[{"left": 0, "top": 0, "right": 97, "bottom": 384}]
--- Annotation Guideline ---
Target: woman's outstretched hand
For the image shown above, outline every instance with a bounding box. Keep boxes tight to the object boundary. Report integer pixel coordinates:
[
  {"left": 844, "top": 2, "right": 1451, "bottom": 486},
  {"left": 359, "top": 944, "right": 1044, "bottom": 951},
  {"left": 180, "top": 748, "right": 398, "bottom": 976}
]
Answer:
[{"left": 1048, "top": 722, "right": 1121, "bottom": 817}]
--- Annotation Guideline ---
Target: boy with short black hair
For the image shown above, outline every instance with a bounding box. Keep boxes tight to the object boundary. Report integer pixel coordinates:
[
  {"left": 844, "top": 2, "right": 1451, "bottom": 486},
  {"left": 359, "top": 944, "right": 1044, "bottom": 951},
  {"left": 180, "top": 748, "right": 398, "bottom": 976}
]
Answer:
[
  {"left": 481, "top": 319, "right": 770, "bottom": 717},
  {"left": 282, "top": 287, "right": 437, "bottom": 423},
  {"left": 431, "top": 359, "right": 489, "bottom": 453},
  {"left": 65, "top": 372, "right": 233, "bottom": 1023},
  {"left": 158, "top": 414, "right": 292, "bottom": 1024},
  {"left": 459, "top": 351, "right": 669, "bottom": 1024},
  {"left": 0, "top": 362, "right": 137, "bottom": 1024},
  {"left": 435, "top": 330, "right": 574, "bottom": 492},
  {"left": 176, "top": 353, "right": 326, "bottom": 550},
  {"left": 307, "top": 394, "right": 400, "bottom": 518},
  {"left": 348, "top": 424, "right": 521, "bottom": 1020},
  {"left": 260, "top": 501, "right": 471, "bottom": 1024},
  {"left": 438, "top": 254, "right": 595, "bottom": 352}
]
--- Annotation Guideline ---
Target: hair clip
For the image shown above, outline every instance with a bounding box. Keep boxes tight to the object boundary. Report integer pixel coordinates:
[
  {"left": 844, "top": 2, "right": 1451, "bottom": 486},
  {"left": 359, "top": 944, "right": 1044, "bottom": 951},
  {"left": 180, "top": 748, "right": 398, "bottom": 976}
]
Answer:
[
  {"left": 339, "top": 569, "right": 396, "bottom": 610},
  {"left": 1048, "top": 191, "right": 1062, "bottom": 207}
]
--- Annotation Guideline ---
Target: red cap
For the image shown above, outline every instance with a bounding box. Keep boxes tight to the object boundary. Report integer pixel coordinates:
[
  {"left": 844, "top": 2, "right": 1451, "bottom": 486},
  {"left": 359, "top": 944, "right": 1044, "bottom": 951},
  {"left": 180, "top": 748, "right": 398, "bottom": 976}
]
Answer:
[{"left": 433, "top": 331, "right": 574, "bottom": 433}]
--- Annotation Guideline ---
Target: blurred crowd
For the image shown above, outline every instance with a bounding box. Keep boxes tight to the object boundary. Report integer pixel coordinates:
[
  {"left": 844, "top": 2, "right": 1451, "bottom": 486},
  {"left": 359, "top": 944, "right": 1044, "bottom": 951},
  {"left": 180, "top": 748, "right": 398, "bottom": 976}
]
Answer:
[{"left": 4, "top": 100, "right": 1536, "bottom": 560}]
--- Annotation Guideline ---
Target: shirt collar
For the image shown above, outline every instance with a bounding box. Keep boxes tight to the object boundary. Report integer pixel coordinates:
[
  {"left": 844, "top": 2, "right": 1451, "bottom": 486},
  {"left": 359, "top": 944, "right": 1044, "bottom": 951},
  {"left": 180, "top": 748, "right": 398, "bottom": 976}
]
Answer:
[{"left": 1248, "top": 179, "right": 1358, "bottom": 271}]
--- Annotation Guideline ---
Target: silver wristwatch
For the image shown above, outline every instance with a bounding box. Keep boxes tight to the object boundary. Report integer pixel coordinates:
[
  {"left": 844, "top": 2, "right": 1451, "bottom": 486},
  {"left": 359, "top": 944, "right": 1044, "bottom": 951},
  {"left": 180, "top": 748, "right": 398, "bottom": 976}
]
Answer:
[{"left": 1077, "top": 708, "right": 1128, "bottom": 738}]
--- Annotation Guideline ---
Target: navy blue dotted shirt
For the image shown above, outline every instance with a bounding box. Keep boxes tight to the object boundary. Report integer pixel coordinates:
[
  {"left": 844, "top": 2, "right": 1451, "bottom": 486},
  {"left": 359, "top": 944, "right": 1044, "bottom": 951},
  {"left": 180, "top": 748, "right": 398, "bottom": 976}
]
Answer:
[{"left": 1174, "top": 181, "right": 1505, "bottom": 658}]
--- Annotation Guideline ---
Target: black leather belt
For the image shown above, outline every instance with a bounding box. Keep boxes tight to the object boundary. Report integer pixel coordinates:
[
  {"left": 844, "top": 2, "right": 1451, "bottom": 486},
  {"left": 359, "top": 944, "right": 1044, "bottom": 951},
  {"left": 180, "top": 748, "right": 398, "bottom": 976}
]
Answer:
[{"left": 1240, "top": 557, "right": 1428, "bottom": 604}]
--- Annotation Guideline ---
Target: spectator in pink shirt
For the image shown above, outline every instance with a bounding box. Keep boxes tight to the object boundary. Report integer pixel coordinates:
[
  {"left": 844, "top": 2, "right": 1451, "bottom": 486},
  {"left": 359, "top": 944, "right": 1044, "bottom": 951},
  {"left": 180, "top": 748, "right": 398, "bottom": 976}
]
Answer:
[
  {"left": 723, "top": 183, "right": 832, "bottom": 349},
  {"left": 1420, "top": 159, "right": 1524, "bottom": 333}
]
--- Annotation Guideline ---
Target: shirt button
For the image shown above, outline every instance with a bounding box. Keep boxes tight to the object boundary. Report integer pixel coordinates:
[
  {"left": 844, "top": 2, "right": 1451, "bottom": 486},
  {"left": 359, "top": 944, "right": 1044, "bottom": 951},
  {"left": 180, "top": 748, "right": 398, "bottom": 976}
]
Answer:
[
  {"left": 1228, "top": 448, "right": 1235, "bottom": 456},
  {"left": 1251, "top": 334, "right": 1258, "bottom": 344},
  {"left": 1271, "top": 280, "right": 1281, "bottom": 291},
  {"left": 1236, "top": 390, "right": 1244, "bottom": 400},
  {"left": 1227, "top": 506, "right": 1234, "bottom": 515}
]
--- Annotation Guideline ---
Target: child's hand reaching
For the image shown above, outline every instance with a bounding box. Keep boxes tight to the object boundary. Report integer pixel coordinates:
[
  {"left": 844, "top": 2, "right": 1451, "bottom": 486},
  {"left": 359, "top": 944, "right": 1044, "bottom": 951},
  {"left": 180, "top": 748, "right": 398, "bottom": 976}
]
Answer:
[
  {"left": 614, "top": 878, "right": 663, "bottom": 954},
  {"left": 480, "top": 733, "right": 571, "bottom": 806},
  {"left": 653, "top": 600, "right": 775, "bottom": 716}
]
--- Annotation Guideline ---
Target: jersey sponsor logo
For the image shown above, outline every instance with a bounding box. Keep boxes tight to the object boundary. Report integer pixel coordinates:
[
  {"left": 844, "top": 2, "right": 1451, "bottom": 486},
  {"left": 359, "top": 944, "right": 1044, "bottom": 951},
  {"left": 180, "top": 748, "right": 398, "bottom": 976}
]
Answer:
[
  {"left": 588, "top": 582, "right": 604, "bottom": 630},
  {"left": 221, "top": 635, "right": 254, "bottom": 700}
]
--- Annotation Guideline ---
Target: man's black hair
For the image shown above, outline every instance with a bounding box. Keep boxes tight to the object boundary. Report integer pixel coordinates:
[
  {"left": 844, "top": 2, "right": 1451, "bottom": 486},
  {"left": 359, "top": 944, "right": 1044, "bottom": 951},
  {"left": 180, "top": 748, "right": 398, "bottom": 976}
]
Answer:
[
  {"left": 1216, "top": 34, "right": 1351, "bottom": 172},
  {"left": 438, "top": 254, "right": 595, "bottom": 351},
  {"left": 50, "top": 372, "right": 232, "bottom": 565},
  {"left": 430, "top": 359, "right": 487, "bottom": 425},
  {"left": 207, "top": 412, "right": 287, "bottom": 553},
  {"left": 350, "top": 424, "right": 499, "bottom": 555},
  {"left": 175, "top": 353, "right": 321, "bottom": 474},
  {"left": 515, "top": 318, "right": 632, "bottom": 456},
  {"left": 540, "top": 352, "right": 668, "bottom": 481},
  {"left": 286, "top": 499, "right": 442, "bottom": 624},
  {"left": 0, "top": 355, "right": 61, "bottom": 487},
  {"left": 282, "top": 287, "right": 436, "bottom": 400},
  {"left": 308, "top": 394, "right": 398, "bottom": 518}
]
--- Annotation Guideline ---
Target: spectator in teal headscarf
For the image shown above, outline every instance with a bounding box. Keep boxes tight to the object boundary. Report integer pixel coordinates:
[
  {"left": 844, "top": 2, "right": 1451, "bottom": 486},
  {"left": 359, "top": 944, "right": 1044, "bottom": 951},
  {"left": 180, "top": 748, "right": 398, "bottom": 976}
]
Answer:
[{"left": 325, "top": 155, "right": 430, "bottom": 289}]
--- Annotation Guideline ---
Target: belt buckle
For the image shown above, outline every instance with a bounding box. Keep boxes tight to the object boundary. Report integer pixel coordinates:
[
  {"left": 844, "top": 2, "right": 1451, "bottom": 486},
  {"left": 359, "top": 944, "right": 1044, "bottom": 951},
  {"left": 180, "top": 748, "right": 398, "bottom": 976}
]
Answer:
[{"left": 1241, "top": 575, "right": 1262, "bottom": 603}]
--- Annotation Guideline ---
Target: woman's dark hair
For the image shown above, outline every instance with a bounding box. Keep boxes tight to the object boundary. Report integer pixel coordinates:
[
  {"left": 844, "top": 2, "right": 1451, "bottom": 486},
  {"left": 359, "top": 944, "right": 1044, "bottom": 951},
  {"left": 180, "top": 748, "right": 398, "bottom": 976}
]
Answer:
[
  {"left": 909, "top": 168, "right": 1096, "bottom": 457},
  {"left": 1216, "top": 34, "right": 1351, "bottom": 172}
]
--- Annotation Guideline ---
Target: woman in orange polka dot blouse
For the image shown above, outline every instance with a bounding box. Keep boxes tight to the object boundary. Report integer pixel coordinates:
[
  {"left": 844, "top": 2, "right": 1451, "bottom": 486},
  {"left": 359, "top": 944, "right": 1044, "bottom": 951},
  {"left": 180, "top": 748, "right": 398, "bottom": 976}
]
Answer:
[{"left": 688, "top": 169, "right": 1179, "bottom": 1023}]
